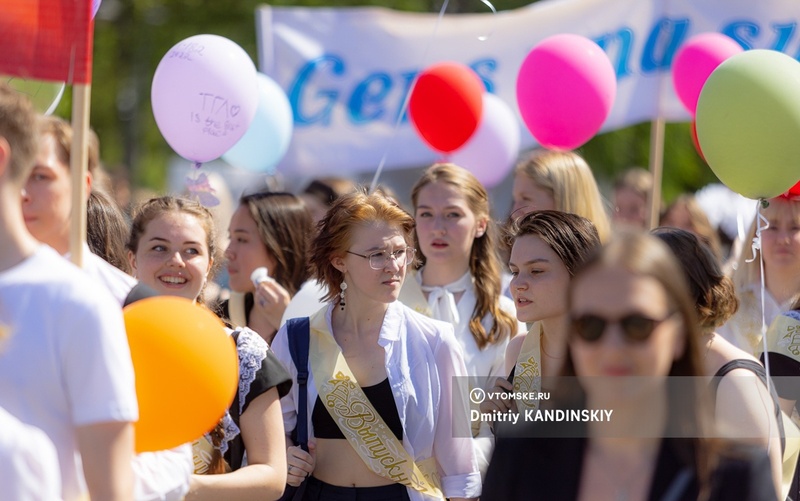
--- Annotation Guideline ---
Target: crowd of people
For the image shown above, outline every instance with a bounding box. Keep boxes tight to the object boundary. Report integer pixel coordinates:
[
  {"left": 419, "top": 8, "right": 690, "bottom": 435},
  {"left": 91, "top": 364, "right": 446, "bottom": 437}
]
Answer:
[{"left": 1, "top": 79, "right": 798, "bottom": 501}]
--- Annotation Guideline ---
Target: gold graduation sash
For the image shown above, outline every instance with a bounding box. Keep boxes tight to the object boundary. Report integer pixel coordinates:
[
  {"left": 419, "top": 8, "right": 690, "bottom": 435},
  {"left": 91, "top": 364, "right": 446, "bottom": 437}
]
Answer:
[
  {"left": 308, "top": 309, "right": 443, "bottom": 498},
  {"left": 397, "top": 271, "right": 433, "bottom": 317},
  {"left": 512, "top": 323, "right": 542, "bottom": 412}
]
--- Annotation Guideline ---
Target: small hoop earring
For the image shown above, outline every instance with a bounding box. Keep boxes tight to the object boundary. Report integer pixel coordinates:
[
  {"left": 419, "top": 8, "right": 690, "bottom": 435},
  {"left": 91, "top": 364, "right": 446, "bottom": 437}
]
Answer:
[{"left": 339, "top": 281, "right": 347, "bottom": 311}]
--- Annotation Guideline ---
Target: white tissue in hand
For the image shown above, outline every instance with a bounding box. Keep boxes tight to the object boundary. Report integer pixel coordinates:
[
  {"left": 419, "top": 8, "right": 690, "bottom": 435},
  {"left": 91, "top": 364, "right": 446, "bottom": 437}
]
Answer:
[{"left": 250, "top": 267, "right": 269, "bottom": 287}]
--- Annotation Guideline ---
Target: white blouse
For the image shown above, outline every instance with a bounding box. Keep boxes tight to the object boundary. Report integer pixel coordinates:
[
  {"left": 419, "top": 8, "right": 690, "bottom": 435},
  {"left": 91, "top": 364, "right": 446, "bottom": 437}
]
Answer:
[
  {"left": 718, "top": 282, "right": 792, "bottom": 354},
  {"left": 271, "top": 301, "right": 481, "bottom": 501}
]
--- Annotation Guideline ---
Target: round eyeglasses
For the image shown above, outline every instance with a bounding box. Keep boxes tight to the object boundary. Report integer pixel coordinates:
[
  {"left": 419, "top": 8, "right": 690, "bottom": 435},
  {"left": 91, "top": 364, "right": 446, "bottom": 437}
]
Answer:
[{"left": 346, "top": 247, "right": 416, "bottom": 270}]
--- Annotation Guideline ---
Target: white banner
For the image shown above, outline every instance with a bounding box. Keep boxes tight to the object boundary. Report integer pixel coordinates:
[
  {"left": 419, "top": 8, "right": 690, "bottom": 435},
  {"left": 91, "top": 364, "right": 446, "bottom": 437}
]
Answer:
[{"left": 257, "top": 0, "right": 800, "bottom": 177}]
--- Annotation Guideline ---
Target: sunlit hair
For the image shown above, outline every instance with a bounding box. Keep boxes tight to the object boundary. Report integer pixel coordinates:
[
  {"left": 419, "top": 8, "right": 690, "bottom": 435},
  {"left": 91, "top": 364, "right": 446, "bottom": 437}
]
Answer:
[
  {"left": 506, "top": 210, "right": 601, "bottom": 277},
  {"left": 127, "top": 196, "right": 220, "bottom": 283},
  {"left": 87, "top": 188, "right": 131, "bottom": 274},
  {"left": 660, "top": 194, "right": 722, "bottom": 260},
  {"left": 514, "top": 149, "right": 610, "bottom": 242},
  {"left": 0, "top": 84, "right": 38, "bottom": 183},
  {"left": 562, "top": 232, "right": 713, "bottom": 497},
  {"left": 238, "top": 192, "right": 312, "bottom": 297},
  {"left": 613, "top": 167, "right": 653, "bottom": 198},
  {"left": 312, "top": 189, "right": 415, "bottom": 303},
  {"left": 37, "top": 115, "right": 99, "bottom": 176},
  {"left": 653, "top": 227, "right": 737, "bottom": 331},
  {"left": 411, "top": 163, "right": 518, "bottom": 349}
]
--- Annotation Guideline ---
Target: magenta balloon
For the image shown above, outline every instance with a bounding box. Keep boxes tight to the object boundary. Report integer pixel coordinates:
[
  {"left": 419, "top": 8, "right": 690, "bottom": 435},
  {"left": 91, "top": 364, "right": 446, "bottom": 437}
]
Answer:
[
  {"left": 672, "top": 33, "right": 743, "bottom": 116},
  {"left": 450, "top": 93, "right": 520, "bottom": 188},
  {"left": 516, "top": 34, "right": 616, "bottom": 150},
  {"left": 151, "top": 34, "right": 258, "bottom": 163}
]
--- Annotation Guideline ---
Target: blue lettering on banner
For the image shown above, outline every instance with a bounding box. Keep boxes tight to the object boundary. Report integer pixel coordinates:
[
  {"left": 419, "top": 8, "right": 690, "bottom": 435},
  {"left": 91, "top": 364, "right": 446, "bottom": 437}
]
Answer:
[
  {"left": 289, "top": 54, "right": 346, "bottom": 126},
  {"left": 722, "top": 20, "right": 760, "bottom": 49},
  {"left": 641, "top": 17, "right": 690, "bottom": 73},
  {"left": 288, "top": 56, "right": 498, "bottom": 128},
  {"left": 348, "top": 72, "right": 392, "bottom": 124},
  {"left": 594, "top": 27, "right": 634, "bottom": 79},
  {"left": 284, "top": 15, "right": 800, "bottom": 130},
  {"left": 470, "top": 58, "right": 497, "bottom": 93}
]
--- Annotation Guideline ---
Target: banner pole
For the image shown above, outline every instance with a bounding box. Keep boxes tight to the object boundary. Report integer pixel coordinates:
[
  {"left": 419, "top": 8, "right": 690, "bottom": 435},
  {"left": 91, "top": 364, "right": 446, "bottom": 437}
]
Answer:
[
  {"left": 648, "top": 117, "right": 665, "bottom": 230},
  {"left": 69, "top": 83, "right": 92, "bottom": 267}
]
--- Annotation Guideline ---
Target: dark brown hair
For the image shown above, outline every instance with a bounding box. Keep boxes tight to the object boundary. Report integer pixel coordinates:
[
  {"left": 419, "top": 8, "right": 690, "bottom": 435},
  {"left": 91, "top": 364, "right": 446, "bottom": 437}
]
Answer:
[
  {"left": 506, "top": 210, "right": 601, "bottom": 278},
  {"left": 238, "top": 192, "right": 312, "bottom": 296},
  {"left": 652, "top": 227, "right": 738, "bottom": 331},
  {"left": 87, "top": 188, "right": 131, "bottom": 274}
]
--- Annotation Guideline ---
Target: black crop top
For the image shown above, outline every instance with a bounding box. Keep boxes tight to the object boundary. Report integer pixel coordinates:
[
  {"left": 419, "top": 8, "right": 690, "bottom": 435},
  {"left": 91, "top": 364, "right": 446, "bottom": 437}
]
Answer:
[{"left": 312, "top": 378, "right": 403, "bottom": 441}]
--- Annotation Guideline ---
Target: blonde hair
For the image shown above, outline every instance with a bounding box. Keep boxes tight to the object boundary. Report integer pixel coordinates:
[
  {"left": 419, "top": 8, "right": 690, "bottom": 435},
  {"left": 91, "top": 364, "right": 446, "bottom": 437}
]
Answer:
[
  {"left": 515, "top": 149, "right": 611, "bottom": 242},
  {"left": 411, "top": 163, "right": 518, "bottom": 349},
  {"left": 0, "top": 84, "right": 38, "bottom": 183}
]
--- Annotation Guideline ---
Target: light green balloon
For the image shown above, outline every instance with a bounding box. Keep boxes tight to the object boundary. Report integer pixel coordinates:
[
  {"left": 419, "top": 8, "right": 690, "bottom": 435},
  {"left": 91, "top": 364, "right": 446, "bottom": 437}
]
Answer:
[
  {"left": 696, "top": 49, "right": 800, "bottom": 200},
  {"left": 2, "top": 75, "right": 65, "bottom": 115}
]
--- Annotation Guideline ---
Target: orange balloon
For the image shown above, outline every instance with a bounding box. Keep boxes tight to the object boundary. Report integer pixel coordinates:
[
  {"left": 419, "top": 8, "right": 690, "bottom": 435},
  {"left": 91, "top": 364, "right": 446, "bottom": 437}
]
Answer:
[{"left": 123, "top": 296, "right": 238, "bottom": 453}]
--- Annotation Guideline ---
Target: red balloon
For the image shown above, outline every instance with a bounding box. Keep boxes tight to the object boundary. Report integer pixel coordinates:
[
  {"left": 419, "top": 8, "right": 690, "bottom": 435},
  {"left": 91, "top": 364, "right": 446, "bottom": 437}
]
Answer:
[
  {"left": 690, "top": 121, "right": 705, "bottom": 161},
  {"left": 409, "top": 62, "right": 484, "bottom": 153},
  {"left": 780, "top": 180, "right": 800, "bottom": 200}
]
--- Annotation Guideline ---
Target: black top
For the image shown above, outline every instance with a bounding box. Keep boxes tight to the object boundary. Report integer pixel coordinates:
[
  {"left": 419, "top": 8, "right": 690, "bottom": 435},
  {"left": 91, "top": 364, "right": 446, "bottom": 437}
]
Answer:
[
  {"left": 224, "top": 330, "right": 292, "bottom": 470},
  {"left": 483, "top": 424, "right": 777, "bottom": 501},
  {"left": 312, "top": 378, "right": 403, "bottom": 441}
]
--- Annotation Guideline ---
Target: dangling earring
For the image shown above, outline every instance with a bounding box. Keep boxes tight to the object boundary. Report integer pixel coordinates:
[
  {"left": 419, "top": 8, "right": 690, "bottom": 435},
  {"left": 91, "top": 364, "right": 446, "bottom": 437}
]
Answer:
[{"left": 339, "top": 281, "right": 348, "bottom": 311}]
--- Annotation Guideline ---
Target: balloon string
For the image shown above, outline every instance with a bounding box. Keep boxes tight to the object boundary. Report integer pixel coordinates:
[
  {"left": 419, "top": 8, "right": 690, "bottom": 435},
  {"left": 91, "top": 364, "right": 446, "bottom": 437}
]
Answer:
[
  {"left": 369, "top": 0, "right": 450, "bottom": 193},
  {"left": 476, "top": 0, "right": 497, "bottom": 41},
  {"left": 747, "top": 200, "right": 772, "bottom": 402}
]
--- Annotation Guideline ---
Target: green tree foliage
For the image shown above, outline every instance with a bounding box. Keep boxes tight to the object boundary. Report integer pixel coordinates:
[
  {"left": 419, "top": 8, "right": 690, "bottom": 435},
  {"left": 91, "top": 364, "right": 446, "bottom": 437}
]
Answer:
[{"left": 69, "top": 0, "right": 715, "bottom": 203}]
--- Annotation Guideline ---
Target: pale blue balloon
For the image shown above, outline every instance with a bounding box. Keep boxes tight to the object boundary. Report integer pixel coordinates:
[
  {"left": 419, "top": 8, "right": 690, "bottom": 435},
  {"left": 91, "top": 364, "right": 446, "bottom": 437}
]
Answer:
[{"left": 223, "top": 73, "right": 293, "bottom": 174}]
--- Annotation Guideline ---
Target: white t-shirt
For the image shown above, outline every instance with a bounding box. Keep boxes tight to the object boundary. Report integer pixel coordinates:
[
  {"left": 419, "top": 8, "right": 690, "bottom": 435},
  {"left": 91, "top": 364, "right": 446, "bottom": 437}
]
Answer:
[
  {"left": 0, "top": 406, "right": 62, "bottom": 501},
  {"left": 0, "top": 246, "right": 138, "bottom": 501},
  {"left": 280, "top": 279, "right": 328, "bottom": 327},
  {"left": 65, "top": 244, "right": 137, "bottom": 306}
]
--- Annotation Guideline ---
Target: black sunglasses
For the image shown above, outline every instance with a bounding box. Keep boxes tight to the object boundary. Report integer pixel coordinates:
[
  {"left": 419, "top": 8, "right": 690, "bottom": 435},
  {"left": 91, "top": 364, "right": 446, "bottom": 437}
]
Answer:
[{"left": 571, "top": 312, "right": 675, "bottom": 343}]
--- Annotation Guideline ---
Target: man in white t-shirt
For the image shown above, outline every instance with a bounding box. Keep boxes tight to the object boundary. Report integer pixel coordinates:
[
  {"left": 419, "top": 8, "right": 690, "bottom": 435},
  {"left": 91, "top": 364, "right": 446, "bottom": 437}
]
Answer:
[
  {"left": 0, "top": 405, "right": 62, "bottom": 501},
  {"left": 0, "top": 84, "right": 138, "bottom": 501}
]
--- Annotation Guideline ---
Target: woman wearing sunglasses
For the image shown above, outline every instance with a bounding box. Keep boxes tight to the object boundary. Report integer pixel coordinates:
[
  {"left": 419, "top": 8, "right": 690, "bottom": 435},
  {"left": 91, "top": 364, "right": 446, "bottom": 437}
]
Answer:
[
  {"left": 654, "top": 227, "right": 784, "bottom": 498},
  {"left": 483, "top": 232, "right": 777, "bottom": 501},
  {"left": 271, "top": 190, "right": 480, "bottom": 501},
  {"left": 480, "top": 210, "right": 600, "bottom": 417}
]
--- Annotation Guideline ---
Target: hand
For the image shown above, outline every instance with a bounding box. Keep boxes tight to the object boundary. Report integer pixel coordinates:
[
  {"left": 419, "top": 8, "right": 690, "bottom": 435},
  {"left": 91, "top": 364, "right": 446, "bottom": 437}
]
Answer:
[
  {"left": 286, "top": 441, "right": 315, "bottom": 487},
  {"left": 252, "top": 278, "right": 291, "bottom": 332},
  {"left": 479, "top": 377, "right": 518, "bottom": 414}
]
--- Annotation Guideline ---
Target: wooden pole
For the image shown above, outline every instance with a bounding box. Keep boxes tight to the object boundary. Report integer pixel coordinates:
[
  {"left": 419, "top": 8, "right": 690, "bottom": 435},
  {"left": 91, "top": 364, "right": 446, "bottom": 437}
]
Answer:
[
  {"left": 648, "top": 117, "right": 665, "bottom": 230},
  {"left": 69, "top": 83, "right": 92, "bottom": 267}
]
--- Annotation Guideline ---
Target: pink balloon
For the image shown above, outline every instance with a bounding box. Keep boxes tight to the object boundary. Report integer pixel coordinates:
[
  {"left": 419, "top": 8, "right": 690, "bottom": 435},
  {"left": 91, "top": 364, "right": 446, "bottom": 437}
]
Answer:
[
  {"left": 516, "top": 34, "right": 616, "bottom": 150},
  {"left": 672, "top": 33, "right": 743, "bottom": 116},
  {"left": 152, "top": 35, "right": 258, "bottom": 163},
  {"left": 450, "top": 93, "right": 520, "bottom": 188}
]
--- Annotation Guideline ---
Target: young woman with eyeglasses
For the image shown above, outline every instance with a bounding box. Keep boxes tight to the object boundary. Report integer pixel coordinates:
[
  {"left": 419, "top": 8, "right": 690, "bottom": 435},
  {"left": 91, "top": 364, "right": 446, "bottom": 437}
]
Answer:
[
  {"left": 483, "top": 232, "right": 777, "bottom": 501},
  {"left": 402, "top": 164, "right": 523, "bottom": 476},
  {"left": 271, "top": 190, "right": 480, "bottom": 501}
]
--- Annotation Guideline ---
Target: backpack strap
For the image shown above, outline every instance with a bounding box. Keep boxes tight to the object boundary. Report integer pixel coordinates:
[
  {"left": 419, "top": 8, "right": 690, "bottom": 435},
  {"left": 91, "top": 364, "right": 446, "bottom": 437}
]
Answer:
[{"left": 286, "top": 317, "right": 311, "bottom": 453}]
